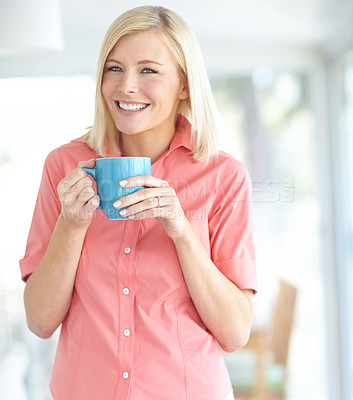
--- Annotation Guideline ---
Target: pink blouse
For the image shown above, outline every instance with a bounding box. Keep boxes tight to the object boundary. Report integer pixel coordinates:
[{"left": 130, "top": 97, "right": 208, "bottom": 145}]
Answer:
[{"left": 20, "top": 115, "right": 257, "bottom": 400}]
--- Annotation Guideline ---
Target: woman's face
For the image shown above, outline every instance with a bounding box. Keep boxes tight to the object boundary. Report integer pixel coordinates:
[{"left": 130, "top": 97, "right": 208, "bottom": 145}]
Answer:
[{"left": 102, "top": 30, "right": 188, "bottom": 138}]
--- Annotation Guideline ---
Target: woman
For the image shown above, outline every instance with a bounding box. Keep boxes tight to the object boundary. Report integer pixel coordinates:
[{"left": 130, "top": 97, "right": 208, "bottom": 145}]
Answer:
[{"left": 20, "top": 6, "right": 257, "bottom": 400}]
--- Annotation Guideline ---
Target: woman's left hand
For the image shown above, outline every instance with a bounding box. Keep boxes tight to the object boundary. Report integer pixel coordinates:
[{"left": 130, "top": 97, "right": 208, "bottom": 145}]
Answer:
[{"left": 113, "top": 175, "right": 187, "bottom": 239}]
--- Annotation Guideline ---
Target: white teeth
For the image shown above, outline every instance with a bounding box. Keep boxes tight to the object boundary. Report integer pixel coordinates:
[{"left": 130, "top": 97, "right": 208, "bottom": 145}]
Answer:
[{"left": 118, "top": 102, "right": 148, "bottom": 111}]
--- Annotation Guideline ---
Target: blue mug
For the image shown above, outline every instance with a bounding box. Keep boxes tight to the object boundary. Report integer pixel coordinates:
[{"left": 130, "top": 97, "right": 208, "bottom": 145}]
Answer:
[{"left": 82, "top": 157, "right": 151, "bottom": 220}]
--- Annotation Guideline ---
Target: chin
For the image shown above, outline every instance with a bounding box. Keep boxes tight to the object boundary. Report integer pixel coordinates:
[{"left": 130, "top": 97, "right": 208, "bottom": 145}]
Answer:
[
  {"left": 115, "top": 125, "right": 144, "bottom": 136},
  {"left": 115, "top": 121, "right": 152, "bottom": 136}
]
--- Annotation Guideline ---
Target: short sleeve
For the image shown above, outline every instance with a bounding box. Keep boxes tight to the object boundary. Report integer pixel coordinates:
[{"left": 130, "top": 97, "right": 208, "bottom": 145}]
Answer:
[
  {"left": 19, "top": 150, "right": 64, "bottom": 282},
  {"left": 208, "top": 159, "right": 257, "bottom": 292}
]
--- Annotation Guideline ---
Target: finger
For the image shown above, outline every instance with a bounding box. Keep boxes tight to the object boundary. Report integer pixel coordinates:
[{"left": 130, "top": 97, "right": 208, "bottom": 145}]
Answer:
[
  {"left": 114, "top": 186, "right": 174, "bottom": 208},
  {"left": 125, "top": 205, "right": 184, "bottom": 221},
  {"left": 59, "top": 175, "right": 94, "bottom": 207},
  {"left": 58, "top": 167, "right": 87, "bottom": 193},
  {"left": 124, "top": 207, "right": 162, "bottom": 220},
  {"left": 118, "top": 196, "right": 160, "bottom": 217},
  {"left": 83, "top": 194, "right": 100, "bottom": 210},
  {"left": 78, "top": 159, "right": 96, "bottom": 168},
  {"left": 72, "top": 176, "right": 94, "bottom": 195},
  {"left": 72, "top": 194, "right": 100, "bottom": 221},
  {"left": 119, "top": 175, "right": 169, "bottom": 189},
  {"left": 119, "top": 196, "right": 178, "bottom": 218},
  {"left": 77, "top": 185, "right": 97, "bottom": 205}
]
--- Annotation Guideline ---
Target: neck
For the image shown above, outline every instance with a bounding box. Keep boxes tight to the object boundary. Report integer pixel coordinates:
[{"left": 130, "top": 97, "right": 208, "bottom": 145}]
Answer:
[{"left": 120, "top": 119, "right": 176, "bottom": 164}]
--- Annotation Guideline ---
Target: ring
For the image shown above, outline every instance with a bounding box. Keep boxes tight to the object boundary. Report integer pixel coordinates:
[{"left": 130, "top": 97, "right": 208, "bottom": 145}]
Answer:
[{"left": 156, "top": 196, "right": 161, "bottom": 208}]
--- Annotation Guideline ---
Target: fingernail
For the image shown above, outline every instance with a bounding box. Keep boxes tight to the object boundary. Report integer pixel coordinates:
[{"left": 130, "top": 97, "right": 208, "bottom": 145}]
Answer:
[
  {"left": 114, "top": 200, "right": 122, "bottom": 208},
  {"left": 119, "top": 209, "right": 128, "bottom": 216},
  {"left": 120, "top": 180, "right": 128, "bottom": 186}
]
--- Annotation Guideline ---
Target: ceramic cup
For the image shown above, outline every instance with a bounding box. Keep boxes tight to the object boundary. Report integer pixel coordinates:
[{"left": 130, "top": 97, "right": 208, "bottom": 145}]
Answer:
[{"left": 82, "top": 157, "right": 151, "bottom": 220}]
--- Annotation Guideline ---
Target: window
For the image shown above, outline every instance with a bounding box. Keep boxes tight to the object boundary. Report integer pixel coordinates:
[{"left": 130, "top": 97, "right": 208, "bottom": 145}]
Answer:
[
  {"left": 327, "top": 50, "right": 353, "bottom": 400},
  {"left": 0, "top": 75, "right": 95, "bottom": 400},
  {"left": 211, "top": 70, "right": 327, "bottom": 399}
]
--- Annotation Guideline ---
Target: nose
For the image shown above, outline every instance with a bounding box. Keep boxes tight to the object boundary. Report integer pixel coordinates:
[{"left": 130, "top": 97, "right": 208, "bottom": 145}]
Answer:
[{"left": 118, "top": 71, "right": 139, "bottom": 94}]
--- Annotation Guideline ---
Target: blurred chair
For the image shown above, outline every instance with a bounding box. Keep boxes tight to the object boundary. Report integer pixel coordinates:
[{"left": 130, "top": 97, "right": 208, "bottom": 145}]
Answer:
[{"left": 228, "top": 279, "right": 297, "bottom": 400}]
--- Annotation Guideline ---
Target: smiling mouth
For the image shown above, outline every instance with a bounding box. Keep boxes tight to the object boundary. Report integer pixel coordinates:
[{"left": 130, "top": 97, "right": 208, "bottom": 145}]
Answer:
[{"left": 115, "top": 101, "right": 150, "bottom": 111}]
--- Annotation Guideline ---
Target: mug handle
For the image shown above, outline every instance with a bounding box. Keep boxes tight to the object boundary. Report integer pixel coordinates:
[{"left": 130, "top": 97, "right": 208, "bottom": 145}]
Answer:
[{"left": 82, "top": 167, "right": 101, "bottom": 209}]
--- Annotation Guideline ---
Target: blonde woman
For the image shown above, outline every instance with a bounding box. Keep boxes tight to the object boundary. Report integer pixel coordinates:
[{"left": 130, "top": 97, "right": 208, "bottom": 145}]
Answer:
[{"left": 20, "top": 6, "right": 256, "bottom": 400}]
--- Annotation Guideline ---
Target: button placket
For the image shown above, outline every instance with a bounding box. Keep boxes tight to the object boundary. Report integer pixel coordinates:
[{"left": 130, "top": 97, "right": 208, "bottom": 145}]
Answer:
[
  {"left": 122, "top": 371, "right": 129, "bottom": 379},
  {"left": 115, "top": 224, "right": 140, "bottom": 400}
]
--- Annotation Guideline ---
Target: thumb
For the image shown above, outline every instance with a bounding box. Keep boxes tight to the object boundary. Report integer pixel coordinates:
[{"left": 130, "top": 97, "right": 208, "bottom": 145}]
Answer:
[{"left": 78, "top": 159, "right": 96, "bottom": 168}]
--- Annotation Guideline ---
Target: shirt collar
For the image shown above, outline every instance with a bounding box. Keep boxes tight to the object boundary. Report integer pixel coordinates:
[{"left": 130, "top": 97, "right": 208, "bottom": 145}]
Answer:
[
  {"left": 168, "top": 114, "right": 193, "bottom": 152},
  {"left": 71, "top": 114, "right": 194, "bottom": 153}
]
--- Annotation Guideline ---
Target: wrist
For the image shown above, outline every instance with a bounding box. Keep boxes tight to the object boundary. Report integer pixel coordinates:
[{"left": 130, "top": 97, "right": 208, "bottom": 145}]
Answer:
[
  {"left": 171, "top": 219, "right": 195, "bottom": 247},
  {"left": 57, "top": 213, "right": 89, "bottom": 237}
]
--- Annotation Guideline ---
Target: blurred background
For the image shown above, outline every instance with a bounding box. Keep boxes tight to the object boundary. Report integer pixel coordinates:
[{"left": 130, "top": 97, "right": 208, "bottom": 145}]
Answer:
[{"left": 0, "top": 0, "right": 352, "bottom": 399}]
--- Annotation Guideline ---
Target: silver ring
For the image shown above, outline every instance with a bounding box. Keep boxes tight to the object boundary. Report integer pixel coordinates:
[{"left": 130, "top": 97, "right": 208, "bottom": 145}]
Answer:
[{"left": 156, "top": 196, "right": 161, "bottom": 208}]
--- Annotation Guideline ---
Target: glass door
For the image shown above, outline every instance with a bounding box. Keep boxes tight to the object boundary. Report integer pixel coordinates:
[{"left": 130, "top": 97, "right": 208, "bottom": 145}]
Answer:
[{"left": 328, "top": 51, "right": 353, "bottom": 400}]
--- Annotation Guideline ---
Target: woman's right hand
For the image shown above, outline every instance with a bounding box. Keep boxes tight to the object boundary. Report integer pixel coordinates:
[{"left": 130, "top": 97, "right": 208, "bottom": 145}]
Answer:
[{"left": 57, "top": 159, "right": 100, "bottom": 229}]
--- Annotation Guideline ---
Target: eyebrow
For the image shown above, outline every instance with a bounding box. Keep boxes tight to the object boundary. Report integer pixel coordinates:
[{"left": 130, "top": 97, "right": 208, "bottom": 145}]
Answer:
[{"left": 105, "top": 58, "right": 164, "bottom": 66}]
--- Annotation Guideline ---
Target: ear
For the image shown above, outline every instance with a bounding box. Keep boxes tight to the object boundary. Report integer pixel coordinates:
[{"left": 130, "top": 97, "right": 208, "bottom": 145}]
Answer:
[{"left": 178, "top": 83, "right": 189, "bottom": 100}]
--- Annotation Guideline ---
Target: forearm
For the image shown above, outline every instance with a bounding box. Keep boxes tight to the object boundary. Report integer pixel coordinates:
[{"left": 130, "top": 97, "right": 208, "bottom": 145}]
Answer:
[
  {"left": 24, "top": 216, "right": 87, "bottom": 338},
  {"left": 172, "top": 221, "right": 253, "bottom": 352}
]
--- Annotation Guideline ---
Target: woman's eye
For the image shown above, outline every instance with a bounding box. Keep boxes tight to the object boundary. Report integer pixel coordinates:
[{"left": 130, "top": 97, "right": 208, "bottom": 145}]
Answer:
[
  {"left": 107, "top": 66, "right": 122, "bottom": 72},
  {"left": 141, "top": 68, "right": 158, "bottom": 74}
]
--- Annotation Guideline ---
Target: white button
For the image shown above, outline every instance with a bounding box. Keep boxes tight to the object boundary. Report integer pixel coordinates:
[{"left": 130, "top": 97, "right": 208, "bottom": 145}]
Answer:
[
  {"left": 124, "top": 247, "right": 131, "bottom": 254},
  {"left": 123, "top": 288, "right": 130, "bottom": 295},
  {"left": 123, "top": 371, "right": 129, "bottom": 379},
  {"left": 123, "top": 329, "right": 131, "bottom": 337}
]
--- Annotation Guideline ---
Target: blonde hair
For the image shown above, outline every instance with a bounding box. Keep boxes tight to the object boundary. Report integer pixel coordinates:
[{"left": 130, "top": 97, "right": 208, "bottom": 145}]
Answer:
[{"left": 84, "top": 5, "right": 220, "bottom": 161}]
